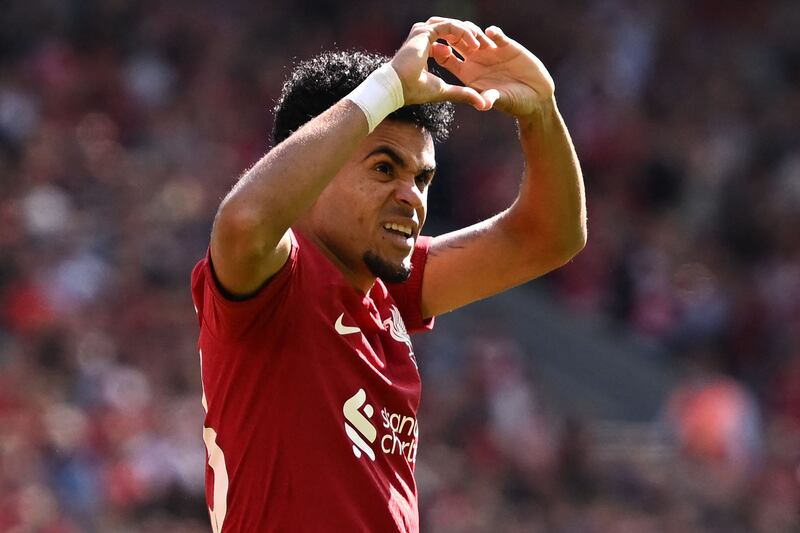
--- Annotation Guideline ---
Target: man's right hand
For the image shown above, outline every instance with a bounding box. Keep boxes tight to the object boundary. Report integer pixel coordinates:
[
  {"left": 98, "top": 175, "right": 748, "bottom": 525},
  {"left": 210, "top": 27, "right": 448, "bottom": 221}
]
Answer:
[{"left": 391, "top": 18, "right": 496, "bottom": 111}]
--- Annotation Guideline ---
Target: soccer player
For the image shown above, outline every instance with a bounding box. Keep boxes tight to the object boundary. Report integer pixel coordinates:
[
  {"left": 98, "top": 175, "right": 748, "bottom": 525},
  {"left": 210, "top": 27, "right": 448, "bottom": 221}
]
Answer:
[{"left": 191, "top": 17, "right": 585, "bottom": 532}]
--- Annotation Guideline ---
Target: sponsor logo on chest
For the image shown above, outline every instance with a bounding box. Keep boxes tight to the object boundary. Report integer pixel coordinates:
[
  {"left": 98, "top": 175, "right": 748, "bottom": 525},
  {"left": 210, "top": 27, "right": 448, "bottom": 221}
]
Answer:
[{"left": 343, "top": 388, "right": 419, "bottom": 464}]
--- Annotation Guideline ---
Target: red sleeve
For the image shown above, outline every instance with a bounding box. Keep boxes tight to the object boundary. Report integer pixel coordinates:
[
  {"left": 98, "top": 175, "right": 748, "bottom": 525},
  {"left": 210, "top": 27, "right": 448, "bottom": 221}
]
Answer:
[
  {"left": 190, "top": 231, "right": 299, "bottom": 340},
  {"left": 386, "top": 235, "right": 434, "bottom": 334}
]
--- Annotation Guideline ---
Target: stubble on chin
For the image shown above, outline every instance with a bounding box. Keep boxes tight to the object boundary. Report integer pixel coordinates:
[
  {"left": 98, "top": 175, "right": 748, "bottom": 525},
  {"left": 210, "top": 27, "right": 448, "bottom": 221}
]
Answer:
[{"left": 362, "top": 250, "right": 412, "bottom": 284}]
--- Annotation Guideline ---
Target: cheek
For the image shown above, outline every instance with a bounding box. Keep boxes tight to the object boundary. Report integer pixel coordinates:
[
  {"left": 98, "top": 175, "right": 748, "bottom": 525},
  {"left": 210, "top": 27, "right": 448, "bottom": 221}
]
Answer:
[{"left": 334, "top": 181, "right": 380, "bottom": 230}]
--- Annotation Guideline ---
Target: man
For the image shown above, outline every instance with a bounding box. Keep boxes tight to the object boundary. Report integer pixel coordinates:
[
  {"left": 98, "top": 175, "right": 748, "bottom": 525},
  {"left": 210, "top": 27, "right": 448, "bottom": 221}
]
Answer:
[{"left": 191, "top": 17, "right": 585, "bottom": 532}]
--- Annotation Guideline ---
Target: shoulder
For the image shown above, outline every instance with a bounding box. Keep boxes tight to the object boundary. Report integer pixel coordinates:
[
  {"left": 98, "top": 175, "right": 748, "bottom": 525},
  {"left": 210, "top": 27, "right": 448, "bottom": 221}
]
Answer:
[{"left": 191, "top": 231, "right": 303, "bottom": 339}]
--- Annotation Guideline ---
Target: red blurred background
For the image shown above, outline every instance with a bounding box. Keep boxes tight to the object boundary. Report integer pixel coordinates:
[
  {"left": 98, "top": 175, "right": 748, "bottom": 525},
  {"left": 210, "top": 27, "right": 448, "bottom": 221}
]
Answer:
[{"left": 1, "top": 1, "right": 799, "bottom": 531}]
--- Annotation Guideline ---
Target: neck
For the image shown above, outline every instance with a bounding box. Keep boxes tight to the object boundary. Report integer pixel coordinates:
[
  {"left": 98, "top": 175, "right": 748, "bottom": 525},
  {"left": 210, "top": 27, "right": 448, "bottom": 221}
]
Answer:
[{"left": 293, "top": 222, "right": 376, "bottom": 293}]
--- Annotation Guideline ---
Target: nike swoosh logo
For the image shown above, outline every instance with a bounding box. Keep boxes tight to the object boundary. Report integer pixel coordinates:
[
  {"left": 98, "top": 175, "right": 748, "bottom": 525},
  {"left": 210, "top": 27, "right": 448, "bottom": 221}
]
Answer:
[{"left": 335, "top": 313, "right": 361, "bottom": 335}]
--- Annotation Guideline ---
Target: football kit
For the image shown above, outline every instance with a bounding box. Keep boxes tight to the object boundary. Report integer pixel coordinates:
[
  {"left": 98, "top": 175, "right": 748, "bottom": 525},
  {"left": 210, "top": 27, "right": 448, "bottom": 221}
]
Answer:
[{"left": 191, "top": 229, "right": 432, "bottom": 532}]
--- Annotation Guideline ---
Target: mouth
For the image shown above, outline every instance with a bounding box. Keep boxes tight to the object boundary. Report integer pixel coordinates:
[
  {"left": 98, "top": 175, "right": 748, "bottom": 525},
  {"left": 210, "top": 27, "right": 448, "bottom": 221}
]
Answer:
[
  {"left": 381, "top": 221, "right": 416, "bottom": 248},
  {"left": 382, "top": 222, "right": 413, "bottom": 238}
]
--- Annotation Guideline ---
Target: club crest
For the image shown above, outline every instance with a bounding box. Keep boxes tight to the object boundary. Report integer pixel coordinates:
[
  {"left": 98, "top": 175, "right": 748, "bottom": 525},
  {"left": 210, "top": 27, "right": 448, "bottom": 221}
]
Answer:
[{"left": 384, "top": 306, "right": 417, "bottom": 367}]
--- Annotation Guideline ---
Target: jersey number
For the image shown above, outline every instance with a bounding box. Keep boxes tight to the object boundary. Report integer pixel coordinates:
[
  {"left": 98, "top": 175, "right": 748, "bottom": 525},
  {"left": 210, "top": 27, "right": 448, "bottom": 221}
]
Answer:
[{"left": 200, "top": 350, "right": 229, "bottom": 532}]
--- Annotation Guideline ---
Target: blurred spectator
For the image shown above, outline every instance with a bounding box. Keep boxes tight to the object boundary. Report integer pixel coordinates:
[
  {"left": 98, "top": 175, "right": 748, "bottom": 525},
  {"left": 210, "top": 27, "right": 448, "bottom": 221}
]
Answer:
[{"left": 1, "top": 0, "right": 800, "bottom": 530}]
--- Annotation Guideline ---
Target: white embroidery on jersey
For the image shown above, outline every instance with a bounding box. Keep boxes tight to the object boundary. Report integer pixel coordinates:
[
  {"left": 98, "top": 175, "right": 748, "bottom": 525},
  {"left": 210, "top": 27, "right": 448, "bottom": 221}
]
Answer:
[
  {"left": 343, "top": 388, "right": 376, "bottom": 460},
  {"left": 383, "top": 305, "right": 417, "bottom": 368},
  {"left": 343, "top": 388, "right": 419, "bottom": 464},
  {"left": 334, "top": 313, "right": 361, "bottom": 335}
]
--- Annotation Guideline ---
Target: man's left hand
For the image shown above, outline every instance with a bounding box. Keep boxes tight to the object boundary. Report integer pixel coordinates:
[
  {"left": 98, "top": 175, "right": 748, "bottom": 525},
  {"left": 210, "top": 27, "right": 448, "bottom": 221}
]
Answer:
[{"left": 428, "top": 17, "right": 556, "bottom": 117}]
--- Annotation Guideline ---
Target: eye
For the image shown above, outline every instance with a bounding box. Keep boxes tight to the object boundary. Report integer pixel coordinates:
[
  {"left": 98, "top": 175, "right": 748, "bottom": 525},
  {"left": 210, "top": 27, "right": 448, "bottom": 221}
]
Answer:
[
  {"left": 375, "top": 162, "right": 392, "bottom": 175},
  {"left": 415, "top": 173, "right": 433, "bottom": 190}
]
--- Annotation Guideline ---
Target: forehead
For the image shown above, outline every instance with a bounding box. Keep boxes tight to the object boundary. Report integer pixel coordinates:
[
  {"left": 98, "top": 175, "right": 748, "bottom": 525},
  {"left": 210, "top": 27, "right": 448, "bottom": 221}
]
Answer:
[{"left": 357, "top": 120, "right": 435, "bottom": 169}]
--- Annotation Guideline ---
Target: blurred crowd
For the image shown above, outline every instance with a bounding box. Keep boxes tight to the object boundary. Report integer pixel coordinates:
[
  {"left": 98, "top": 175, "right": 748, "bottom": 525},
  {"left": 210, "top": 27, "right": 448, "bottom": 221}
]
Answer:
[{"left": 0, "top": 0, "right": 798, "bottom": 531}]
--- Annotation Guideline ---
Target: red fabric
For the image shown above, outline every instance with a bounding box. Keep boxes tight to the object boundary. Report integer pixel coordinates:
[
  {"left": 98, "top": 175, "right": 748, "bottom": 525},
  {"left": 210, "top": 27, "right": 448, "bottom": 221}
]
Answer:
[{"left": 191, "top": 229, "right": 433, "bottom": 532}]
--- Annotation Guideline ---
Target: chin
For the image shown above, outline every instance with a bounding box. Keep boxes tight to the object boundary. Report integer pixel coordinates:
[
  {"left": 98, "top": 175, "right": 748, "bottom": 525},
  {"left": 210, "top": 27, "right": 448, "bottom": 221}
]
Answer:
[{"left": 363, "top": 250, "right": 411, "bottom": 283}]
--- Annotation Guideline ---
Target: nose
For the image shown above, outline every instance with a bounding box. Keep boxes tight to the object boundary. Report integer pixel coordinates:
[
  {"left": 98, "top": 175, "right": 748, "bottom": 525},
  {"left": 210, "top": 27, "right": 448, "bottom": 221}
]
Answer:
[{"left": 393, "top": 179, "right": 425, "bottom": 210}]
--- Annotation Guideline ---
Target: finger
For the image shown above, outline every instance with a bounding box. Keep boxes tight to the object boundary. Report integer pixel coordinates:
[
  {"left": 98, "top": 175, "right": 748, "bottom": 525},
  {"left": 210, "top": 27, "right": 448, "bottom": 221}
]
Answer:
[
  {"left": 464, "top": 21, "right": 495, "bottom": 49},
  {"left": 439, "top": 83, "right": 492, "bottom": 111},
  {"left": 431, "top": 42, "right": 464, "bottom": 76},
  {"left": 425, "top": 20, "right": 480, "bottom": 50},
  {"left": 485, "top": 25, "right": 512, "bottom": 48},
  {"left": 426, "top": 17, "right": 493, "bottom": 50},
  {"left": 481, "top": 89, "right": 501, "bottom": 109}
]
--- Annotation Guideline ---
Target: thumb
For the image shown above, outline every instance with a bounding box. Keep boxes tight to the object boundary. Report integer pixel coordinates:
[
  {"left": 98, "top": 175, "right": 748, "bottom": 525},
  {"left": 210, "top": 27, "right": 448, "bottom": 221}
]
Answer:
[
  {"left": 438, "top": 82, "right": 492, "bottom": 111},
  {"left": 481, "top": 89, "right": 501, "bottom": 110}
]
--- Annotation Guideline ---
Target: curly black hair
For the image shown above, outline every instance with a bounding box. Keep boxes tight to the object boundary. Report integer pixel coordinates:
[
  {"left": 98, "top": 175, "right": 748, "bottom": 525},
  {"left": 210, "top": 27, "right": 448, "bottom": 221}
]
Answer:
[{"left": 272, "top": 50, "right": 454, "bottom": 145}]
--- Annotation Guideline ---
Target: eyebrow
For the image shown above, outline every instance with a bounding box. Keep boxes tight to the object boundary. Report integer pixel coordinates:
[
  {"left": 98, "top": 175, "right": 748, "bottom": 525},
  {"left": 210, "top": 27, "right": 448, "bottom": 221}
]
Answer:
[{"left": 363, "top": 145, "right": 436, "bottom": 175}]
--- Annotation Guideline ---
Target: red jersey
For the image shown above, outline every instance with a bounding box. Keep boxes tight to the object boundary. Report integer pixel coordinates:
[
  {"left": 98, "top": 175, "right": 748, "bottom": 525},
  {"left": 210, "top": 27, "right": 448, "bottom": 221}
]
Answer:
[{"left": 190, "top": 229, "right": 433, "bottom": 532}]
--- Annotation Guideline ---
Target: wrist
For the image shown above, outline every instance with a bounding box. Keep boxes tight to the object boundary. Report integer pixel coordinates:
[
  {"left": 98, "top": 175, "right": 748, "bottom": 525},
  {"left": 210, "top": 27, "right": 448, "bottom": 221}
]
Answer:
[
  {"left": 345, "top": 63, "right": 405, "bottom": 133},
  {"left": 516, "top": 95, "right": 558, "bottom": 130}
]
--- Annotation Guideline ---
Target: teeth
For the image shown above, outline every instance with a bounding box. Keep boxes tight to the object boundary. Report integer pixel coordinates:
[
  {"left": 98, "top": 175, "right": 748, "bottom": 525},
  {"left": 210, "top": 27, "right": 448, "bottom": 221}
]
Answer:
[{"left": 383, "top": 222, "right": 412, "bottom": 237}]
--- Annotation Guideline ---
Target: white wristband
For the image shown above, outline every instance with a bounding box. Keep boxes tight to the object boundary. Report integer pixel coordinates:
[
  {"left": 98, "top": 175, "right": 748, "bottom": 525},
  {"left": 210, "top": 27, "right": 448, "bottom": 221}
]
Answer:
[{"left": 345, "top": 63, "right": 405, "bottom": 133}]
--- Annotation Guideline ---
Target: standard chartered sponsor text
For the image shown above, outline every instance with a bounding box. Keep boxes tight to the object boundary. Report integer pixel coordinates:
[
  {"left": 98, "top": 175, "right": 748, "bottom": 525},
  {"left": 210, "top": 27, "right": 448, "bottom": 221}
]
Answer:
[{"left": 380, "top": 407, "right": 418, "bottom": 462}]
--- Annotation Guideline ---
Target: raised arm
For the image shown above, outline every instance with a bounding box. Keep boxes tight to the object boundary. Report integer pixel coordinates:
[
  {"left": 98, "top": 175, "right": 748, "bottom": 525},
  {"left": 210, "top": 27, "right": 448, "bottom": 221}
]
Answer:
[
  {"left": 420, "top": 23, "right": 587, "bottom": 318},
  {"left": 210, "top": 20, "right": 494, "bottom": 296},
  {"left": 210, "top": 101, "right": 365, "bottom": 296}
]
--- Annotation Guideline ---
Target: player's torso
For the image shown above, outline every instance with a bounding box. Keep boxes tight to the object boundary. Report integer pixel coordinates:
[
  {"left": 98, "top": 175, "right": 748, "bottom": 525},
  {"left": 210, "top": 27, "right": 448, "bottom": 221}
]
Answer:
[{"left": 198, "top": 241, "right": 422, "bottom": 532}]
